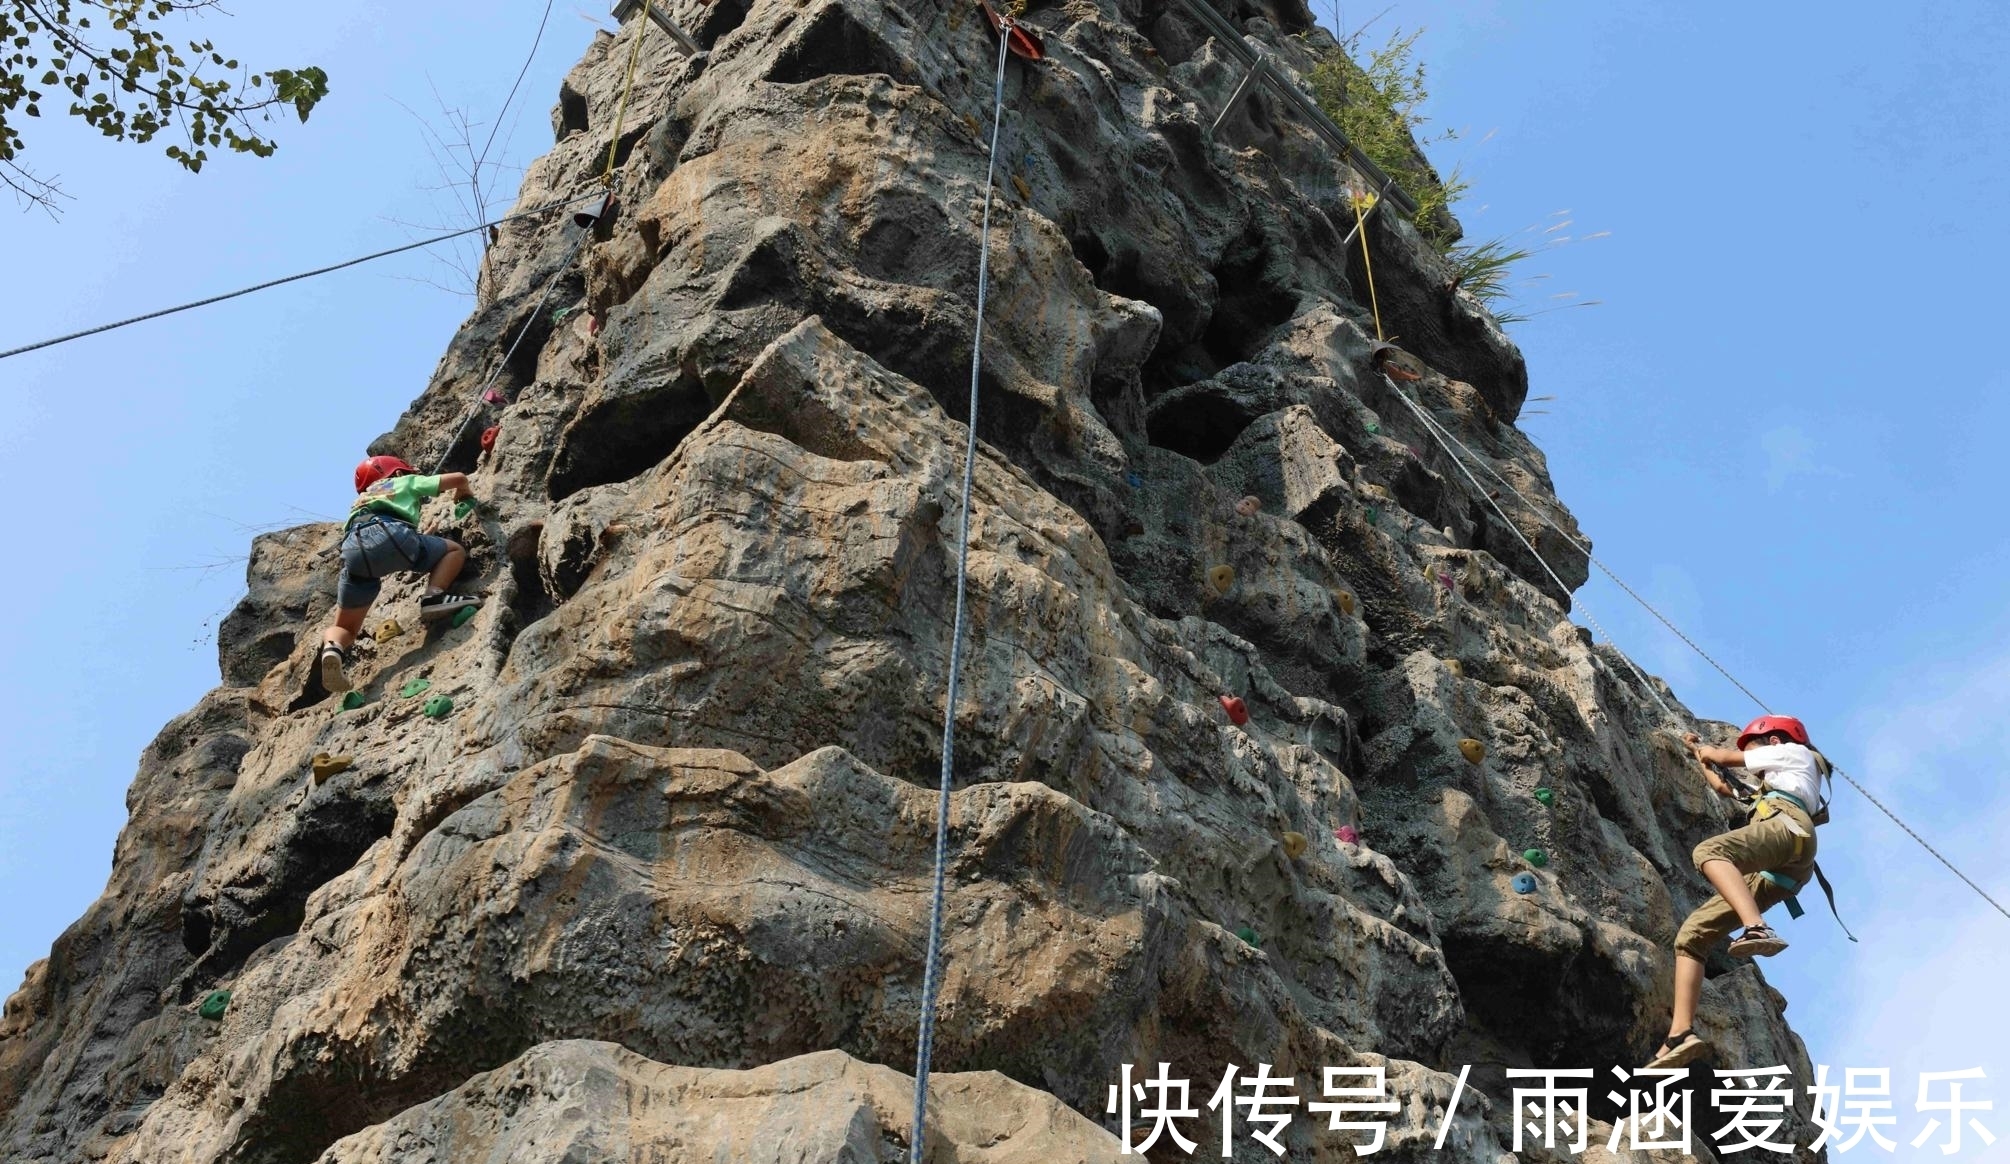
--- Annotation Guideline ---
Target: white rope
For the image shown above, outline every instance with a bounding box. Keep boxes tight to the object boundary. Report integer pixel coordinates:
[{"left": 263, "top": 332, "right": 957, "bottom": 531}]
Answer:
[
  {"left": 908, "top": 18, "right": 1012, "bottom": 1161},
  {"left": 1385, "top": 376, "right": 2010, "bottom": 924}
]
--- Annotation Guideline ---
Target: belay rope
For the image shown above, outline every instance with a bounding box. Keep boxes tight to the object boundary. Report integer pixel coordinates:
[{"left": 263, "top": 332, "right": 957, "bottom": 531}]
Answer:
[
  {"left": 1344, "top": 213, "right": 2007, "bottom": 930},
  {"left": 907, "top": 12, "right": 1014, "bottom": 1162}
]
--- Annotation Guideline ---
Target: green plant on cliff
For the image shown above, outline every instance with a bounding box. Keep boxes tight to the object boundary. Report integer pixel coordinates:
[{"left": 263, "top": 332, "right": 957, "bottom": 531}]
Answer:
[
  {"left": 1307, "top": 28, "right": 1466, "bottom": 250},
  {"left": 1309, "top": 27, "right": 1595, "bottom": 325},
  {"left": 0, "top": 0, "right": 328, "bottom": 216}
]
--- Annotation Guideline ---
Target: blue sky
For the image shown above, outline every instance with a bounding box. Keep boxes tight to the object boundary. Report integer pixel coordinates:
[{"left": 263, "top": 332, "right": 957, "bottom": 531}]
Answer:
[{"left": 3, "top": 1, "right": 2006, "bottom": 1155}]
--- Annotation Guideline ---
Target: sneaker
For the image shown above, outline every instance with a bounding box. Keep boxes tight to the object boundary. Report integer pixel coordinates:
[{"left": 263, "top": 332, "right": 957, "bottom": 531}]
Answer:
[
  {"left": 1727, "top": 923, "right": 1788, "bottom": 958},
  {"left": 318, "top": 644, "right": 352, "bottom": 694},
  {"left": 418, "top": 593, "right": 482, "bottom": 623}
]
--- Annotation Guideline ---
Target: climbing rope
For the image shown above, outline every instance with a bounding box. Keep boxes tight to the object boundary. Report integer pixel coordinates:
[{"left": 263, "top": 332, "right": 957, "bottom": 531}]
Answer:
[
  {"left": 908, "top": 15, "right": 1013, "bottom": 1162},
  {"left": 430, "top": 221, "right": 597, "bottom": 474},
  {"left": 0, "top": 191, "right": 607, "bottom": 364},
  {"left": 1381, "top": 377, "right": 2010, "bottom": 926},
  {"left": 1349, "top": 186, "right": 1386, "bottom": 341},
  {"left": 602, "top": 1, "right": 653, "bottom": 186}
]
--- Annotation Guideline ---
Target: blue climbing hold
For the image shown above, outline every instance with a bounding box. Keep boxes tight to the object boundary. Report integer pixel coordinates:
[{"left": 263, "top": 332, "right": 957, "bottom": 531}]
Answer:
[
  {"left": 1125, "top": 471, "right": 1143, "bottom": 488},
  {"left": 1511, "top": 872, "right": 1537, "bottom": 895}
]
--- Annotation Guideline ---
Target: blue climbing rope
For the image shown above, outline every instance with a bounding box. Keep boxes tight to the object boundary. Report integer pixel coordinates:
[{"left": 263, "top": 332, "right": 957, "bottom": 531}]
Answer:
[{"left": 908, "top": 16, "right": 1013, "bottom": 1162}]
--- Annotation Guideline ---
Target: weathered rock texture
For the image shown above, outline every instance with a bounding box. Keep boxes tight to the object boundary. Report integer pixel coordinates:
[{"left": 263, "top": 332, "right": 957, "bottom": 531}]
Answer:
[{"left": 2, "top": 0, "right": 1823, "bottom": 1159}]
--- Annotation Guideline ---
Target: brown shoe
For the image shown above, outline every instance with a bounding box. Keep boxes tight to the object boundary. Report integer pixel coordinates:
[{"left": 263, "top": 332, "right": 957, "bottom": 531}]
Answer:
[
  {"left": 1728, "top": 923, "right": 1788, "bottom": 958},
  {"left": 1645, "top": 1029, "right": 1710, "bottom": 1070}
]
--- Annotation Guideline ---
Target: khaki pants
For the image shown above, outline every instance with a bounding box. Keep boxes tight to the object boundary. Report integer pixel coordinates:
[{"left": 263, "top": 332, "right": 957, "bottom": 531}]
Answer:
[{"left": 1674, "top": 799, "right": 1817, "bottom": 961}]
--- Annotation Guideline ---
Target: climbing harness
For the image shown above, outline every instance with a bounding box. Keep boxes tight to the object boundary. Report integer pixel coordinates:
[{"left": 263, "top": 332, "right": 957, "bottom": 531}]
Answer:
[
  {"left": 908, "top": 13, "right": 1015, "bottom": 1161},
  {"left": 0, "top": 190, "right": 607, "bottom": 363}
]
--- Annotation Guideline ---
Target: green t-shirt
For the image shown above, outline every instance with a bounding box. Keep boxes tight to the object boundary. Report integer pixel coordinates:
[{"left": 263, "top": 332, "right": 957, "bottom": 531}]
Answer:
[{"left": 347, "top": 473, "right": 442, "bottom": 529}]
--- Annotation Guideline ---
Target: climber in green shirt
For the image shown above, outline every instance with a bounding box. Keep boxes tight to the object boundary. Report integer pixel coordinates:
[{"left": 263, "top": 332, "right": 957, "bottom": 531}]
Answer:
[{"left": 314, "top": 455, "right": 481, "bottom": 696}]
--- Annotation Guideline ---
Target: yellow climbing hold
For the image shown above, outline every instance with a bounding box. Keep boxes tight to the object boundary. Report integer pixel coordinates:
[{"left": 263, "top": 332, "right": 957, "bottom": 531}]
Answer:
[
  {"left": 1334, "top": 590, "right": 1356, "bottom": 616},
  {"left": 1281, "top": 831, "right": 1308, "bottom": 860},
  {"left": 311, "top": 753, "right": 353, "bottom": 784},
  {"left": 1207, "top": 565, "right": 1235, "bottom": 596},
  {"left": 1444, "top": 658, "right": 1464, "bottom": 677},
  {"left": 376, "top": 619, "right": 403, "bottom": 642},
  {"left": 1458, "top": 738, "right": 1485, "bottom": 764}
]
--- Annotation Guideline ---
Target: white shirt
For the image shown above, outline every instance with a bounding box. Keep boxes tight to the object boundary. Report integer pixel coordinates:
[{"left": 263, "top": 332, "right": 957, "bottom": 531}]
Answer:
[{"left": 1743, "top": 742, "right": 1825, "bottom": 810}]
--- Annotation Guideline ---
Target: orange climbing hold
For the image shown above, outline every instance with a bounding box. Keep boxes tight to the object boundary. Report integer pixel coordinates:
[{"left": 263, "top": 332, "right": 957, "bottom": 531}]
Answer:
[
  {"left": 1219, "top": 695, "right": 1249, "bottom": 725},
  {"left": 1458, "top": 738, "right": 1485, "bottom": 764},
  {"left": 1207, "top": 565, "right": 1235, "bottom": 596},
  {"left": 310, "top": 753, "right": 353, "bottom": 784}
]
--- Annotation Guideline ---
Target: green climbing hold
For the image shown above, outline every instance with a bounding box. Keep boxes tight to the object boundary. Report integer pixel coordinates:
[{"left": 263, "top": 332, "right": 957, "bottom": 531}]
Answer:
[
  {"left": 1523, "top": 848, "right": 1549, "bottom": 867},
  {"left": 400, "top": 678, "right": 432, "bottom": 699},
  {"left": 1234, "top": 926, "right": 1261, "bottom": 948},
  {"left": 422, "top": 695, "right": 454, "bottom": 719},
  {"left": 451, "top": 604, "right": 478, "bottom": 628},
  {"left": 1534, "top": 788, "right": 1555, "bottom": 806},
  {"left": 1365, "top": 422, "right": 1380, "bottom": 435},
  {"left": 341, "top": 691, "right": 367, "bottom": 711},
  {"left": 455, "top": 498, "right": 477, "bottom": 520},
  {"left": 198, "top": 989, "right": 231, "bottom": 1020},
  {"left": 1365, "top": 506, "right": 1379, "bottom": 525}
]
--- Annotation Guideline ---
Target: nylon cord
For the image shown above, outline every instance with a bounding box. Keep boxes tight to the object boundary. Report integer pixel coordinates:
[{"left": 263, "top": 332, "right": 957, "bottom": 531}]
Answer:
[
  {"left": 1383, "top": 378, "right": 2010, "bottom": 925},
  {"left": 0, "top": 192, "right": 607, "bottom": 364},
  {"left": 908, "top": 18, "right": 1012, "bottom": 1162}
]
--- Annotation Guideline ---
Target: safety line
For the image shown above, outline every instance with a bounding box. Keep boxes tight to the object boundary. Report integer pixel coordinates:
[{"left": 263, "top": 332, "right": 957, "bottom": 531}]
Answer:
[
  {"left": 909, "top": 16, "right": 1012, "bottom": 1162},
  {"left": 1385, "top": 387, "right": 1680, "bottom": 723},
  {"left": 1385, "top": 379, "right": 2010, "bottom": 925},
  {"left": 0, "top": 191, "right": 606, "bottom": 364},
  {"left": 602, "top": 1, "right": 653, "bottom": 186},
  {"left": 430, "top": 222, "right": 597, "bottom": 474},
  {"left": 1350, "top": 188, "right": 1385, "bottom": 341}
]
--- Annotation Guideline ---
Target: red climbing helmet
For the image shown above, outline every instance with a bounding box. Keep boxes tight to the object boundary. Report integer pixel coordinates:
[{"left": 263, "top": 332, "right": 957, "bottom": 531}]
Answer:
[
  {"left": 1737, "top": 714, "right": 1811, "bottom": 750},
  {"left": 354, "top": 455, "right": 416, "bottom": 493}
]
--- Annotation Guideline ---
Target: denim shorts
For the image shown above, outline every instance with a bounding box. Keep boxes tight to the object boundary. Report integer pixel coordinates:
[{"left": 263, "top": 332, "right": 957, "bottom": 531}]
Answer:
[{"left": 337, "top": 518, "right": 453, "bottom": 609}]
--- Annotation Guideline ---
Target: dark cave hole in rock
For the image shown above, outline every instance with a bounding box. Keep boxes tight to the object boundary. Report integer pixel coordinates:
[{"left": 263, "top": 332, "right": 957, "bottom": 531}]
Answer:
[
  {"left": 547, "top": 377, "right": 714, "bottom": 501},
  {"left": 1439, "top": 927, "right": 1638, "bottom": 1069},
  {"left": 698, "top": 0, "right": 750, "bottom": 46},
  {"left": 1145, "top": 391, "right": 1257, "bottom": 464},
  {"left": 179, "top": 787, "right": 397, "bottom": 977},
  {"left": 764, "top": 0, "right": 912, "bottom": 85},
  {"left": 1199, "top": 229, "right": 1297, "bottom": 371},
  {"left": 556, "top": 81, "right": 588, "bottom": 138},
  {"left": 507, "top": 523, "right": 554, "bottom": 624}
]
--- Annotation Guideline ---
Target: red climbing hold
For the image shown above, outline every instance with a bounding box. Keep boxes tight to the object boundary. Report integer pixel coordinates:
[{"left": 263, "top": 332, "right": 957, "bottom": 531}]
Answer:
[
  {"left": 1219, "top": 695, "right": 1249, "bottom": 726},
  {"left": 978, "top": 0, "right": 1045, "bottom": 60},
  {"left": 1335, "top": 825, "right": 1360, "bottom": 845},
  {"left": 480, "top": 425, "right": 500, "bottom": 453}
]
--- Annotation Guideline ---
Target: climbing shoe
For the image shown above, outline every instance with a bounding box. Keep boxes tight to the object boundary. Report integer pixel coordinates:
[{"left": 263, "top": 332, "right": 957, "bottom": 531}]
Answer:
[
  {"left": 1645, "top": 1030, "right": 1710, "bottom": 1070},
  {"left": 418, "top": 593, "right": 481, "bottom": 623},
  {"left": 1728, "top": 923, "right": 1788, "bottom": 958},
  {"left": 318, "top": 644, "right": 352, "bottom": 694}
]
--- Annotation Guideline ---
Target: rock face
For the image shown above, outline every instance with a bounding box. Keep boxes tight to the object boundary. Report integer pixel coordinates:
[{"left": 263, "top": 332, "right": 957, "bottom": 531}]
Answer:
[{"left": 1, "top": 0, "right": 1824, "bottom": 1159}]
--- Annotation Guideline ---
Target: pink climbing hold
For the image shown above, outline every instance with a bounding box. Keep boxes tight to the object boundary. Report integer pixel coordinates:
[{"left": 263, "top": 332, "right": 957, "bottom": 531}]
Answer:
[
  {"left": 1437, "top": 572, "right": 1454, "bottom": 590},
  {"left": 483, "top": 388, "right": 505, "bottom": 405},
  {"left": 1336, "top": 825, "right": 1359, "bottom": 844},
  {"left": 1218, "top": 695, "right": 1249, "bottom": 726}
]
